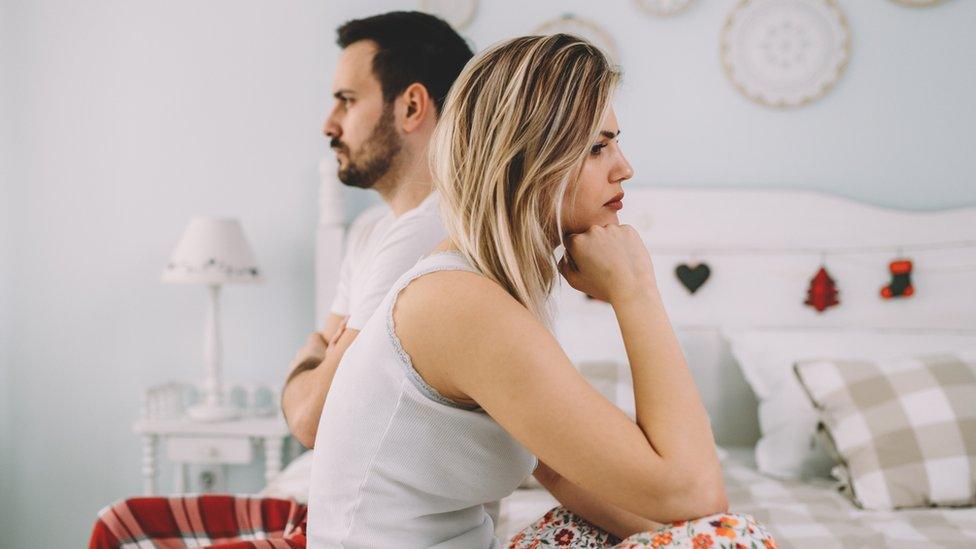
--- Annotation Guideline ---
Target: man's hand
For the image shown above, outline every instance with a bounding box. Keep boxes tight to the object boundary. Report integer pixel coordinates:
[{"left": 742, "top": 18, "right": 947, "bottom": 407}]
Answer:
[
  {"left": 327, "top": 316, "right": 348, "bottom": 346},
  {"left": 284, "top": 315, "right": 347, "bottom": 386},
  {"left": 285, "top": 332, "right": 329, "bottom": 385}
]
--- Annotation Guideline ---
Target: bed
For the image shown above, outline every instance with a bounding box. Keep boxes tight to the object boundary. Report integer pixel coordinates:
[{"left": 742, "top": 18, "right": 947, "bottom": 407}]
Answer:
[
  {"left": 309, "top": 160, "right": 976, "bottom": 547},
  {"left": 496, "top": 447, "right": 976, "bottom": 547}
]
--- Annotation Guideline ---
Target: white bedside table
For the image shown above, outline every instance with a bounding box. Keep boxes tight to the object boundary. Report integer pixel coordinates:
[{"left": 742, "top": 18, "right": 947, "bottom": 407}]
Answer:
[{"left": 133, "top": 381, "right": 298, "bottom": 495}]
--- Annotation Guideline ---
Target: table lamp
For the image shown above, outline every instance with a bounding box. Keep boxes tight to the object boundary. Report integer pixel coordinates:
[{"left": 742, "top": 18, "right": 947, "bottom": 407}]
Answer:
[{"left": 162, "top": 216, "right": 263, "bottom": 421}]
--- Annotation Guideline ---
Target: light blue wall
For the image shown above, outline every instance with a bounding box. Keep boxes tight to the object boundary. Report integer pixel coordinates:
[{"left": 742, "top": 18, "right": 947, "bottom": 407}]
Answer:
[
  {"left": 3, "top": 0, "right": 976, "bottom": 546},
  {"left": 3, "top": 1, "right": 332, "bottom": 546},
  {"left": 1, "top": 0, "right": 15, "bottom": 541}
]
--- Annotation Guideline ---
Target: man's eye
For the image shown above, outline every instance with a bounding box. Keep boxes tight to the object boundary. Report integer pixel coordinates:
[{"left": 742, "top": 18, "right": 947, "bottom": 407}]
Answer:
[{"left": 590, "top": 143, "right": 608, "bottom": 156}]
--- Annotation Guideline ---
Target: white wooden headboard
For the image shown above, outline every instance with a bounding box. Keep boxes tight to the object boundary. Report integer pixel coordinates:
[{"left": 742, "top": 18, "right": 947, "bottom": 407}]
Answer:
[
  {"left": 552, "top": 187, "right": 976, "bottom": 445},
  {"left": 316, "top": 163, "right": 976, "bottom": 445}
]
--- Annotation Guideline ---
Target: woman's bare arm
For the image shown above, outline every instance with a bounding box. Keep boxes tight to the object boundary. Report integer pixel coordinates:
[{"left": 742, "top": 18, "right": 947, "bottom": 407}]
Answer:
[
  {"left": 395, "top": 232, "right": 727, "bottom": 524},
  {"left": 557, "top": 224, "right": 726, "bottom": 507},
  {"left": 612, "top": 288, "right": 724, "bottom": 486},
  {"left": 533, "top": 460, "right": 665, "bottom": 540}
]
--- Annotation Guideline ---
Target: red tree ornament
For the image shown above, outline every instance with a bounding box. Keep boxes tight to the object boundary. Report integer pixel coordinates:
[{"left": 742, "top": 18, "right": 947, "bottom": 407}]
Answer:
[{"left": 805, "top": 265, "right": 840, "bottom": 312}]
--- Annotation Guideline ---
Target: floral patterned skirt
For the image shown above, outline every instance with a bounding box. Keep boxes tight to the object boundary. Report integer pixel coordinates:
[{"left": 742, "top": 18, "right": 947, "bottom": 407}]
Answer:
[{"left": 506, "top": 506, "right": 777, "bottom": 549}]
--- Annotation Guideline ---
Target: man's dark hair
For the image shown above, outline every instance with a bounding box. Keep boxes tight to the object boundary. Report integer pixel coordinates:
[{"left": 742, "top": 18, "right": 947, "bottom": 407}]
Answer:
[{"left": 337, "top": 11, "right": 474, "bottom": 115}]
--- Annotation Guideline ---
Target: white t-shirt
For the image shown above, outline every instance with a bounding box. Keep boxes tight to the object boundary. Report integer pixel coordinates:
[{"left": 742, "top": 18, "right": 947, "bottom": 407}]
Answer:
[
  {"left": 308, "top": 251, "right": 536, "bottom": 548},
  {"left": 260, "top": 191, "right": 446, "bottom": 503},
  {"left": 330, "top": 191, "right": 447, "bottom": 331}
]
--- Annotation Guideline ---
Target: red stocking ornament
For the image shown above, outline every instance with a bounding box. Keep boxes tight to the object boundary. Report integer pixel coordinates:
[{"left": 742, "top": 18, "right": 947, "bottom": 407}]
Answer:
[
  {"left": 805, "top": 265, "right": 840, "bottom": 312},
  {"left": 881, "top": 258, "right": 914, "bottom": 299}
]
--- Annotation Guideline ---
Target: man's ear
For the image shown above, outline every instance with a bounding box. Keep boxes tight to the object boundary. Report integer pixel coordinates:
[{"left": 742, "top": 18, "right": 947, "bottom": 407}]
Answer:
[{"left": 400, "top": 82, "right": 433, "bottom": 133}]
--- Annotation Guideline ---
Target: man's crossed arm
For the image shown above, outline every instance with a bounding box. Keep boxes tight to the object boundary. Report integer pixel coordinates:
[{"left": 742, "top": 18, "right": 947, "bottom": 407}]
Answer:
[{"left": 281, "top": 313, "right": 360, "bottom": 449}]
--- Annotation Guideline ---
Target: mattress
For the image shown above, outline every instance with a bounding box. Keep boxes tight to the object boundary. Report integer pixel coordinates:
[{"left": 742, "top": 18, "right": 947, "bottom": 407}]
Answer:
[{"left": 495, "top": 447, "right": 976, "bottom": 547}]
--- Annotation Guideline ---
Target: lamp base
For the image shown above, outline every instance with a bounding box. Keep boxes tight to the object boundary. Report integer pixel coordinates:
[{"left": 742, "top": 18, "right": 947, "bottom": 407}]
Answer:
[{"left": 186, "top": 403, "right": 240, "bottom": 422}]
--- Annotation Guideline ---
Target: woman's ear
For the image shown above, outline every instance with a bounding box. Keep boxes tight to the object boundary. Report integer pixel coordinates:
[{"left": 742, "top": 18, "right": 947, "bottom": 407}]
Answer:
[{"left": 400, "top": 82, "right": 432, "bottom": 133}]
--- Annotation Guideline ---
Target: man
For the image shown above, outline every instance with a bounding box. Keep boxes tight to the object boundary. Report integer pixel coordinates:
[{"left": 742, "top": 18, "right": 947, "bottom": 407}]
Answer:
[
  {"left": 88, "top": 11, "right": 474, "bottom": 548},
  {"left": 281, "top": 10, "right": 473, "bottom": 450}
]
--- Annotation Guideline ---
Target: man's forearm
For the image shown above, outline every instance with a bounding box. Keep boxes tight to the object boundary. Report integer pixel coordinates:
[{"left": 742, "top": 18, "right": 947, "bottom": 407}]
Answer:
[
  {"left": 281, "top": 361, "right": 335, "bottom": 448},
  {"left": 280, "top": 339, "right": 329, "bottom": 429},
  {"left": 285, "top": 352, "right": 327, "bottom": 387},
  {"left": 280, "top": 327, "right": 359, "bottom": 449}
]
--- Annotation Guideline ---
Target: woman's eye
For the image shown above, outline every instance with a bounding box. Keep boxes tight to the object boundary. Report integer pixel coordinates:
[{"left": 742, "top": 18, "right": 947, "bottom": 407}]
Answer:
[{"left": 590, "top": 143, "right": 607, "bottom": 156}]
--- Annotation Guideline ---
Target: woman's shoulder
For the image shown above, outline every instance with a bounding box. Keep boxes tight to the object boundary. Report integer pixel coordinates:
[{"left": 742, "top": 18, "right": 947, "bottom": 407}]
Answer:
[
  {"left": 397, "top": 262, "right": 519, "bottom": 320},
  {"left": 391, "top": 259, "right": 543, "bottom": 407},
  {"left": 393, "top": 259, "right": 541, "bottom": 352}
]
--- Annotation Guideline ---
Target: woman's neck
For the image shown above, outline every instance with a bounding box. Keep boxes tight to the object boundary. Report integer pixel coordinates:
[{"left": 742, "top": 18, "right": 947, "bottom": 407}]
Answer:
[{"left": 432, "top": 238, "right": 461, "bottom": 254}]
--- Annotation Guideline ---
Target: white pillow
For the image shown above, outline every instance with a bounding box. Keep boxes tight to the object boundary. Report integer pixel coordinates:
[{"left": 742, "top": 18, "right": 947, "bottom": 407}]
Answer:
[{"left": 722, "top": 328, "right": 976, "bottom": 480}]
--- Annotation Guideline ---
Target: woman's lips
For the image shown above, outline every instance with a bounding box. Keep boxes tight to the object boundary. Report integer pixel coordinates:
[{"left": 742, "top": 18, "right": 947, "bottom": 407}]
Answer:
[{"left": 604, "top": 192, "right": 625, "bottom": 211}]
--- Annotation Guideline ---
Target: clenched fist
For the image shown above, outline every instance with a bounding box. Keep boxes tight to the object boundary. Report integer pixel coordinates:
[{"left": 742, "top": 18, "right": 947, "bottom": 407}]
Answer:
[{"left": 558, "top": 224, "right": 658, "bottom": 305}]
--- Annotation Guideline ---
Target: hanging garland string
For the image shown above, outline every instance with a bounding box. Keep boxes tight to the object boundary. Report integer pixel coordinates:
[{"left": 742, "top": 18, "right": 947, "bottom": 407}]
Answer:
[
  {"left": 649, "top": 239, "right": 976, "bottom": 256},
  {"left": 658, "top": 240, "right": 976, "bottom": 300},
  {"left": 830, "top": 254, "right": 976, "bottom": 274}
]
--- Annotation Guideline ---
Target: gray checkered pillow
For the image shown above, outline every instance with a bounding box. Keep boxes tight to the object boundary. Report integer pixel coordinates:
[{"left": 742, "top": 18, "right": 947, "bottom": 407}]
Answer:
[{"left": 794, "top": 348, "right": 976, "bottom": 510}]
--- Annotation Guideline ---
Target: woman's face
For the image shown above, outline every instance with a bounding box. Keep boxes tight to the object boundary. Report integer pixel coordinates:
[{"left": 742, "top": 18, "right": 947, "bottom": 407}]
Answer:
[{"left": 560, "top": 106, "right": 634, "bottom": 235}]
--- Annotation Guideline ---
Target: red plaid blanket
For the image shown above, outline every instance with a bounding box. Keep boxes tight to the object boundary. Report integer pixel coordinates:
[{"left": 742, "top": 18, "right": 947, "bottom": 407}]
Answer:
[{"left": 88, "top": 495, "right": 307, "bottom": 548}]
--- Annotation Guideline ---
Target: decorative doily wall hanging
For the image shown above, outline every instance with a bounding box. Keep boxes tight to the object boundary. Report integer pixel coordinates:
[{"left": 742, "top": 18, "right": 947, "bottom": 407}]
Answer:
[
  {"left": 420, "top": 0, "right": 478, "bottom": 30},
  {"left": 534, "top": 14, "right": 619, "bottom": 63},
  {"left": 634, "top": 0, "right": 696, "bottom": 17},
  {"left": 720, "top": 0, "right": 850, "bottom": 108}
]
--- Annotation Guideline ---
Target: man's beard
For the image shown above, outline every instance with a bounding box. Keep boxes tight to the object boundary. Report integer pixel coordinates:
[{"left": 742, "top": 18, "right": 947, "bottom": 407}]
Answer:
[{"left": 332, "top": 103, "right": 402, "bottom": 189}]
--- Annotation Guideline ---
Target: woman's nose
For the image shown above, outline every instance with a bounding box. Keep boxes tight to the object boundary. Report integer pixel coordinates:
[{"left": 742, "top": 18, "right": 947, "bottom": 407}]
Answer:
[{"left": 615, "top": 154, "right": 634, "bottom": 183}]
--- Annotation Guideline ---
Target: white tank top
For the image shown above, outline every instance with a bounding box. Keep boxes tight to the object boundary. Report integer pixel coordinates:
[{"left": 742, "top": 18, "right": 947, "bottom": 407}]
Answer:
[{"left": 307, "top": 251, "right": 539, "bottom": 548}]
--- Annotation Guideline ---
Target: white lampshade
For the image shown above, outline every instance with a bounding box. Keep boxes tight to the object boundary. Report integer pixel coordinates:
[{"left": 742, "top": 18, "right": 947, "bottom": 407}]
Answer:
[{"left": 162, "top": 217, "right": 263, "bottom": 285}]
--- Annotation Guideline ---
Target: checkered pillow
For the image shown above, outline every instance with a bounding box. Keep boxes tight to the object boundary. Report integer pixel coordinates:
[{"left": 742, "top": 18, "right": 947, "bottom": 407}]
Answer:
[{"left": 793, "top": 348, "right": 976, "bottom": 510}]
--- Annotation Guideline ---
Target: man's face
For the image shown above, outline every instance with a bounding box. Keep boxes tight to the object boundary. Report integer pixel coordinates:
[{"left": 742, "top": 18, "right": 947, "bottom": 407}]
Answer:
[{"left": 323, "top": 40, "right": 402, "bottom": 188}]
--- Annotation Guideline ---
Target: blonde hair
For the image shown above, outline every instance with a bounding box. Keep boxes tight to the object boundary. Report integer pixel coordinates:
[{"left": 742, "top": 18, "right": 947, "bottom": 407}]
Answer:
[{"left": 430, "top": 34, "right": 620, "bottom": 324}]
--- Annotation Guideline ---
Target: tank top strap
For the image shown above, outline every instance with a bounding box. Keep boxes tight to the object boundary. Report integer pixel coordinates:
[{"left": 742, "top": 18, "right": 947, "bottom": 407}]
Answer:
[
  {"left": 385, "top": 250, "right": 486, "bottom": 412},
  {"left": 411, "top": 250, "right": 481, "bottom": 278}
]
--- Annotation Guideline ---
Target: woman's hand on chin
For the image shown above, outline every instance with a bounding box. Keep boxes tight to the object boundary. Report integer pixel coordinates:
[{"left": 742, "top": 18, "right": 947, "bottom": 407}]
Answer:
[{"left": 558, "top": 224, "right": 658, "bottom": 305}]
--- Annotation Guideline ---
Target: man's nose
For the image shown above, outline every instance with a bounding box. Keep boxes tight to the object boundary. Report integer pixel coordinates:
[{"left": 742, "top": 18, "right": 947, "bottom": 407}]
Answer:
[
  {"left": 323, "top": 106, "right": 342, "bottom": 139},
  {"left": 323, "top": 119, "right": 341, "bottom": 139}
]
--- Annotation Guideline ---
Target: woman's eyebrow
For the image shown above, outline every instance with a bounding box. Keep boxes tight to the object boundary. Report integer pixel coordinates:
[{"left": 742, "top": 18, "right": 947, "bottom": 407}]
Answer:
[{"left": 600, "top": 129, "right": 621, "bottom": 139}]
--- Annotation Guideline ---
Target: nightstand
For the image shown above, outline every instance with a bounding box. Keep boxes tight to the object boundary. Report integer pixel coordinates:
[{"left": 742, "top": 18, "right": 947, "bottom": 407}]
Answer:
[{"left": 133, "top": 381, "right": 299, "bottom": 495}]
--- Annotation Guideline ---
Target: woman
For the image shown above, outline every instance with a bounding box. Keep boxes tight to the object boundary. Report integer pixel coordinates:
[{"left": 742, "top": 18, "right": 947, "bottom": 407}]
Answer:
[{"left": 306, "top": 34, "right": 777, "bottom": 548}]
